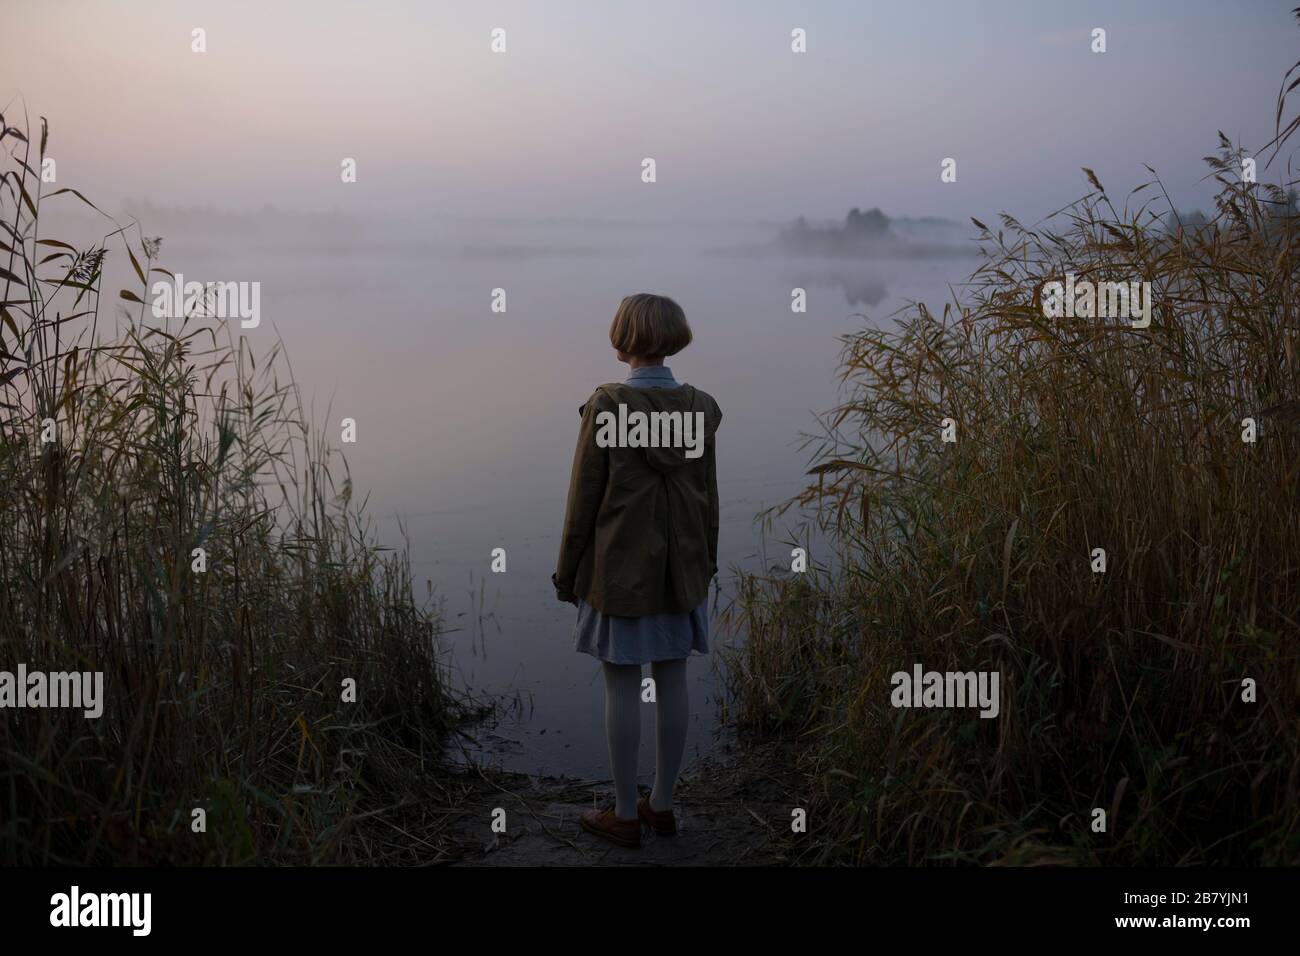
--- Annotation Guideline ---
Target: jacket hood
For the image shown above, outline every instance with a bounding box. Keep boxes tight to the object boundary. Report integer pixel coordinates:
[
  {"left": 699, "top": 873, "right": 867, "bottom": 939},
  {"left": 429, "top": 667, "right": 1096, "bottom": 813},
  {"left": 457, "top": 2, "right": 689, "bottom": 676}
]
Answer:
[{"left": 587, "top": 382, "right": 722, "bottom": 474}]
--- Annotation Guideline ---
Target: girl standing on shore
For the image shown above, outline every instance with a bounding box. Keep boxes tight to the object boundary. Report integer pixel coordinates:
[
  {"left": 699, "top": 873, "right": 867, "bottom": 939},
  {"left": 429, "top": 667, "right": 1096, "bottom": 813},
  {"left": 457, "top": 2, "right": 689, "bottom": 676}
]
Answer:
[{"left": 553, "top": 293, "right": 722, "bottom": 848}]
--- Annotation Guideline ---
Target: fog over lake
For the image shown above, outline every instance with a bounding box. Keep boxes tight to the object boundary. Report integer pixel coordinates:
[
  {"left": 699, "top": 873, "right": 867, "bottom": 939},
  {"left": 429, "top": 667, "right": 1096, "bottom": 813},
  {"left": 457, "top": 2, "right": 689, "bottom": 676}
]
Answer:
[
  {"left": 245, "top": 210, "right": 977, "bottom": 780},
  {"left": 76, "top": 211, "right": 966, "bottom": 778}
]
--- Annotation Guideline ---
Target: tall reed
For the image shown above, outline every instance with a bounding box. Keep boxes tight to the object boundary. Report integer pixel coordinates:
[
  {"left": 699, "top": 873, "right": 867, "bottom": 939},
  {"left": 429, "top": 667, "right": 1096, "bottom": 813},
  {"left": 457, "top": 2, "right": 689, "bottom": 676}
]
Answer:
[
  {"left": 724, "top": 62, "right": 1300, "bottom": 866},
  {"left": 0, "top": 111, "right": 456, "bottom": 865}
]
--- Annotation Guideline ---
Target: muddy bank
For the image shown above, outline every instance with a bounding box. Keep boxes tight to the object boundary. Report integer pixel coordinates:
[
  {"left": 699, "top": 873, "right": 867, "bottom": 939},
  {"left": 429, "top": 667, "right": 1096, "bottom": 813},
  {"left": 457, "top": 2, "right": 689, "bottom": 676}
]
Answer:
[{"left": 427, "top": 739, "right": 799, "bottom": 866}]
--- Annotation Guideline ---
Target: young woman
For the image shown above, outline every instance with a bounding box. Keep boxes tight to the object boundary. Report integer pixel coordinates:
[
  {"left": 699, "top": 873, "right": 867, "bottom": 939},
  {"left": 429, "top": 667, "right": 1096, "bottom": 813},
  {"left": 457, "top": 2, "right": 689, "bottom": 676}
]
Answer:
[{"left": 553, "top": 293, "right": 722, "bottom": 848}]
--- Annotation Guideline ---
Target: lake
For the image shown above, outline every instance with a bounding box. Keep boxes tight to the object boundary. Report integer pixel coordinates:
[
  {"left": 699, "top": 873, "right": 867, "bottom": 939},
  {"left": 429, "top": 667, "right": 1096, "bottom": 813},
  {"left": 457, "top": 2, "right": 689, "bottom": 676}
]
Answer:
[{"left": 129, "top": 213, "right": 977, "bottom": 781}]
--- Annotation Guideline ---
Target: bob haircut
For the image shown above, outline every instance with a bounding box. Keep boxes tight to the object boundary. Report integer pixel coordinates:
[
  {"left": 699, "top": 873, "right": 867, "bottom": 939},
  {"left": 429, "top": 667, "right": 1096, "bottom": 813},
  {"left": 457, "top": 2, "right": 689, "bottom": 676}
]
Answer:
[{"left": 609, "top": 293, "right": 693, "bottom": 359}]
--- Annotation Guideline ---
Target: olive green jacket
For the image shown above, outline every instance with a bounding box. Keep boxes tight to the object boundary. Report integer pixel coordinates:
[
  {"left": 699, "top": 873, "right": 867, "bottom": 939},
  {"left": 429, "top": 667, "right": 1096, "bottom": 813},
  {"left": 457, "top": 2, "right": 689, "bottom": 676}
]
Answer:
[{"left": 553, "top": 382, "right": 722, "bottom": 617}]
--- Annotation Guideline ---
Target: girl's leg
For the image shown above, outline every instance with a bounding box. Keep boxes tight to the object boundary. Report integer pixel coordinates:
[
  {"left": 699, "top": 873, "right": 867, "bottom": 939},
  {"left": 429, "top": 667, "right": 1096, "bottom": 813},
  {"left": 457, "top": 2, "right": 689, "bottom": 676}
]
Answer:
[
  {"left": 601, "top": 661, "right": 641, "bottom": 820},
  {"left": 649, "top": 658, "right": 689, "bottom": 812}
]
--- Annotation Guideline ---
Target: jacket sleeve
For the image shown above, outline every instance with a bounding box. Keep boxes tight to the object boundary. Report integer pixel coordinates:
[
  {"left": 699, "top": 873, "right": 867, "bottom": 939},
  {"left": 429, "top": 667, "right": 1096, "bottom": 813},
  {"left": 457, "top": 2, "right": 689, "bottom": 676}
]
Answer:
[{"left": 553, "top": 393, "right": 609, "bottom": 604}]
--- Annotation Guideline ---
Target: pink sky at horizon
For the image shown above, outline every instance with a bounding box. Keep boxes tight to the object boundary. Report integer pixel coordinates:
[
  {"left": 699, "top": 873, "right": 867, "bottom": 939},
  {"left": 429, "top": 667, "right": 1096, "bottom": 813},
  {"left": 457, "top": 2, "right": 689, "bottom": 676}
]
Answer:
[{"left": 4, "top": 0, "right": 1298, "bottom": 225}]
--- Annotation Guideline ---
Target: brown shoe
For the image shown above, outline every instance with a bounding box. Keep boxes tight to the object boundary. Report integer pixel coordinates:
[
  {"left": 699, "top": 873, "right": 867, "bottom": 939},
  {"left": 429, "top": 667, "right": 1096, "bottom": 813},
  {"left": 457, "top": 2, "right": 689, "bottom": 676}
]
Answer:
[
  {"left": 580, "top": 807, "right": 641, "bottom": 848},
  {"left": 637, "top": 797, "right": 677, "bottom": 836}
]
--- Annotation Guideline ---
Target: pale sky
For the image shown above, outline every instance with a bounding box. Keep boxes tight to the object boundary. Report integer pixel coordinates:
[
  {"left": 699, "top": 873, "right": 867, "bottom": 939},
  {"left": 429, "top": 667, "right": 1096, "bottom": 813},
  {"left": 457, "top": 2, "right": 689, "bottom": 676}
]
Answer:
[{"left": 4, "top": 0, "right": 1298, "bottom": 223}]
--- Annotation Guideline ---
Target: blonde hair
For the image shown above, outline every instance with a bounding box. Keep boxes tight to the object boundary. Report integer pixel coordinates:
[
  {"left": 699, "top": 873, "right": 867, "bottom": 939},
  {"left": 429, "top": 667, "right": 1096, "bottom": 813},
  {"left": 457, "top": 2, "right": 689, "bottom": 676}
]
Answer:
[{"left": 608, "top": 293, "right": 692, "bottom": 359}]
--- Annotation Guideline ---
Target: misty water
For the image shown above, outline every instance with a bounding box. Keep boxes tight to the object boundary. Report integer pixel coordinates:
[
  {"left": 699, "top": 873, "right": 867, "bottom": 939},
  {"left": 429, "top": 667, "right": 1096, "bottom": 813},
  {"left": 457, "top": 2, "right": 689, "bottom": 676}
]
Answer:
[{"left": 128, "top": 214, "right": 977, "bottom": 780}]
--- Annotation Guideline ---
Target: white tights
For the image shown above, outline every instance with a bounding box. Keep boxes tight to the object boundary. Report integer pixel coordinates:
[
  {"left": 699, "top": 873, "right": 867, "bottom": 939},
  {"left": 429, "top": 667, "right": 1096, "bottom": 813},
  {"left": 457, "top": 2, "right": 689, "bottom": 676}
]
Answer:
[{"left": 600, "top": 658, "right": 689, "bottom": 820}]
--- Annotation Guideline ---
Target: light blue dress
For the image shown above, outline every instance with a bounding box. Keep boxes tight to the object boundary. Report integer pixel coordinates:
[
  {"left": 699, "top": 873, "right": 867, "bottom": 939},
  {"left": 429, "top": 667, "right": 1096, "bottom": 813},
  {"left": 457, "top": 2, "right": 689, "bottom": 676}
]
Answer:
[{"left": 572, "top": 365, "right": 711, "bottom": 665}]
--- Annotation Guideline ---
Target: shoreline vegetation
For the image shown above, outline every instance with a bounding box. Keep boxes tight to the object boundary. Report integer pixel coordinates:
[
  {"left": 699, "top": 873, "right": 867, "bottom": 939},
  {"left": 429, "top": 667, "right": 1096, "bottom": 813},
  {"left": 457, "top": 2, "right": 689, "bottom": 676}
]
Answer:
[
  {"left": 0, "top": 111, "right": 463, "bottom": 865},
  {"left": 722, "top": 71, "right": 1300, "bottom": 863}
]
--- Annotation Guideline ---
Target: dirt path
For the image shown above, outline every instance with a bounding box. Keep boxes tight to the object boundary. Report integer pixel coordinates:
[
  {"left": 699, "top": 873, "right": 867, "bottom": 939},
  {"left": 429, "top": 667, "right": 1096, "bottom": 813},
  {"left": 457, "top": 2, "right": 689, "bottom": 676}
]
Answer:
[{"left": 431, "top": 739, "right": 798, "bottom": 866}]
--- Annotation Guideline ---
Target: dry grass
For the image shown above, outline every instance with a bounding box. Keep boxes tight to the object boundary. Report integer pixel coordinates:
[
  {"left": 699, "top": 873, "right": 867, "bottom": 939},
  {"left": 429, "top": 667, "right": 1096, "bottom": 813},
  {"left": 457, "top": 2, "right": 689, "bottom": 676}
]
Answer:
[
  {"left": 0, "top": 110, "right": 461, "bottom": 865},
  {"left": 723, "top": 73, "right": 1300, "bottom": 865}
]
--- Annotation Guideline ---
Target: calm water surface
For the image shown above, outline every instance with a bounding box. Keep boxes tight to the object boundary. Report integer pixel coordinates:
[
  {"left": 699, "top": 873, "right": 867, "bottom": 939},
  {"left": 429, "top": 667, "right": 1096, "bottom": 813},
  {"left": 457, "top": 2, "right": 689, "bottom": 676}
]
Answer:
[{"left": 149, "top": 215, "right": 974, "bottom": 779}]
